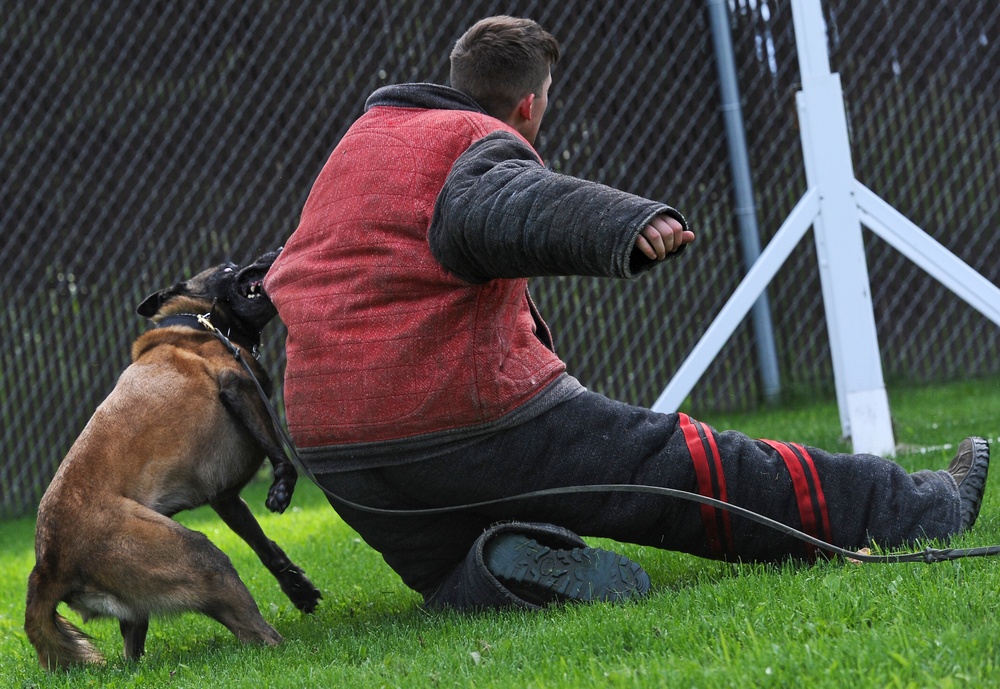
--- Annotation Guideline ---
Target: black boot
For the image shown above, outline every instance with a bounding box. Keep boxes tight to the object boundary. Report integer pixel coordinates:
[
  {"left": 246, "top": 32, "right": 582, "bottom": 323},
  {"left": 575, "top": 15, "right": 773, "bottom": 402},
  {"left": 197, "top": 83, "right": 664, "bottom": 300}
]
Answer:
[
  {"left": 424, "top": 521, "right": 650, "bottom": 611},
  {"left": 947, "top": 437, "right": 990, "bottom": 533}
]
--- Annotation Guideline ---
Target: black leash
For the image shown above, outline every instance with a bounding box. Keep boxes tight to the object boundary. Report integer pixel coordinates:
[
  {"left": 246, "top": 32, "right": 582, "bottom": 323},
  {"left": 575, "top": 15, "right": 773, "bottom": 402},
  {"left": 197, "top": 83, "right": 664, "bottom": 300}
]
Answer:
[{"left": 198, "top": 315, "right": 1000, "bottom": 566}]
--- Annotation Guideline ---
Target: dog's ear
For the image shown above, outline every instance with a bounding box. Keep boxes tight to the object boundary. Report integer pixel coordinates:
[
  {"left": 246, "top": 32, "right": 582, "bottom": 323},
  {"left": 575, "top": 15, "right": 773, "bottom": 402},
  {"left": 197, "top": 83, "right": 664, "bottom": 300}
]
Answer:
[{"left": 136, "top": 283, "right": 183, "bottom": 318}]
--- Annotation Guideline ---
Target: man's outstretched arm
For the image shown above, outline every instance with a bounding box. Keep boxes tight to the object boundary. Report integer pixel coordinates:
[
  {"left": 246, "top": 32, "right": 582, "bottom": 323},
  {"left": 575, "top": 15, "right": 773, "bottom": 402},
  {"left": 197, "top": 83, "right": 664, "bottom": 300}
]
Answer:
[{"left": 429, "top": 131, "right": 693, "bottom": 283}]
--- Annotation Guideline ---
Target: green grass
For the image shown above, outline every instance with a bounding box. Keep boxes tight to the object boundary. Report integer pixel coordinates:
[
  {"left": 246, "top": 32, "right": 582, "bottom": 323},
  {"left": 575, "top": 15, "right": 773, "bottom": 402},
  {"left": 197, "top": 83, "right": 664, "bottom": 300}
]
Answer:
[{"left": 4, "top": 376, "right": 1000, "bottom": 688}]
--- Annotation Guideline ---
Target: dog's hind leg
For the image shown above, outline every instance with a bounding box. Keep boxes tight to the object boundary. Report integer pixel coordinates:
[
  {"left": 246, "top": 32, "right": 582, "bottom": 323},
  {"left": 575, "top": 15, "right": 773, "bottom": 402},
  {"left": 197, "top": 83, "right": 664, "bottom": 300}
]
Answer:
[
  {"left": 211, "top": 492, "right": 322, "bottom": 614},
  {"left": 107, "top": 505, "right": 283, "bottom": 648},
  {"left": 119, "top": 618, "right": 149, "bottom": 660},
  {"left": 217, "top": 368, "right": 297, "bottom": 513}
]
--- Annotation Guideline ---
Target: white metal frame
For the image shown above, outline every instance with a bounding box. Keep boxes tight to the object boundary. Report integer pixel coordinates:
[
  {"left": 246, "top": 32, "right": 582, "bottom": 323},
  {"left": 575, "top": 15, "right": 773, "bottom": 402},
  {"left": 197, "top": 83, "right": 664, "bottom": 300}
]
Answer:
[{"left": 652, "top": 0, "right": 1000, "bottom": 456}]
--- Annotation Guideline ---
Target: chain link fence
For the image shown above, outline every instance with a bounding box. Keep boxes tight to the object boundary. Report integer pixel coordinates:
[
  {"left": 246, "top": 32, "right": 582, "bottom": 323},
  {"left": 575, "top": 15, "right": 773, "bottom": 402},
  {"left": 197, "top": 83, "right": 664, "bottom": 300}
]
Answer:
[{"left": 2, "top": 0, "right": 997, "bottom": 518}]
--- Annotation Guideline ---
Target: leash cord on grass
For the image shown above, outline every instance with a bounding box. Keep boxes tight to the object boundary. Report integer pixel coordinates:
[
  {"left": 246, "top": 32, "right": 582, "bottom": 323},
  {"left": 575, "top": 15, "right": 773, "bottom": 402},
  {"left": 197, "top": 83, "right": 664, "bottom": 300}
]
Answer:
[{"left": 209, "top": 322, "right": 1000, "bottom": 566}]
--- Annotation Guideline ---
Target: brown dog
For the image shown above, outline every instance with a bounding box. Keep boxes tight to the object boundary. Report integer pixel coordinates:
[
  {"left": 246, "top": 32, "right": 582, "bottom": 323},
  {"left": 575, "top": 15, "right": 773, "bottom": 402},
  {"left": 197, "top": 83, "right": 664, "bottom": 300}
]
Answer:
[{"left": 25, "top": 250, "right": 321, "bottom": 670}]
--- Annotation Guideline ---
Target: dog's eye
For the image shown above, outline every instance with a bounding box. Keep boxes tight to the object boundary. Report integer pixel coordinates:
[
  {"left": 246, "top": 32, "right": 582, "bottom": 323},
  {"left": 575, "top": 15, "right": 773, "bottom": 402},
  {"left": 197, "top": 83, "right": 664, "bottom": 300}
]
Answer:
[{"left": 223, "top": 267, "right": 234, "bottom": 273}]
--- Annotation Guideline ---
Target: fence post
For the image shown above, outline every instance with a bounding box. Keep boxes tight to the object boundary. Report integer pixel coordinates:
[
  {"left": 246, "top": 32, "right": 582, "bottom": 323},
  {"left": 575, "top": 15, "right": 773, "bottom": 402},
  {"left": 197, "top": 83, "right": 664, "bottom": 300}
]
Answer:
[{"left": 706, "top": 0, "right": 782, "bottom": 404}]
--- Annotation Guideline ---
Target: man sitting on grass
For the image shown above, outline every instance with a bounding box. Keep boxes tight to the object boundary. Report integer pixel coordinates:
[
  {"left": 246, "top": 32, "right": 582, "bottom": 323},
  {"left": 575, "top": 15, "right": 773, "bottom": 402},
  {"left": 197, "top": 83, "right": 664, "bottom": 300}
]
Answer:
[{"left": 264, "top": 15, "right": 990, "bottom": 609}]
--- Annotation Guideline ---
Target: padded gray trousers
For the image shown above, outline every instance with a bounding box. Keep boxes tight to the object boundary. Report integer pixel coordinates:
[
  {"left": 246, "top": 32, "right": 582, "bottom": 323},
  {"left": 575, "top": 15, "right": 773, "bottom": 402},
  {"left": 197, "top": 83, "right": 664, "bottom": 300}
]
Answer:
[{"left": 312, "top": 390, "right": 961, "bottom": 602}]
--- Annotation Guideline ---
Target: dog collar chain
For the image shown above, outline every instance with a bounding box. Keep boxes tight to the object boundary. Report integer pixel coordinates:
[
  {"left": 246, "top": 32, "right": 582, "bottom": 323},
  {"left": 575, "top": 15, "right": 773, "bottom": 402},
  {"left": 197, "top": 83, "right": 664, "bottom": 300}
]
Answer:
[{"left": 155, "top": 313, "right": 262, "bottom": 359}]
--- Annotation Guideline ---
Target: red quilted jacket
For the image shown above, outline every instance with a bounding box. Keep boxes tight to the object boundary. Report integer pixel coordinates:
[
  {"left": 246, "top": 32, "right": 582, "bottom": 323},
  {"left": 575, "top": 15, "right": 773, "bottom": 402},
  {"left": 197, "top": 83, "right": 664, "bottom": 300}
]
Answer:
[{"left": 264, "top": 97, "right": 565, "bottom": 448}]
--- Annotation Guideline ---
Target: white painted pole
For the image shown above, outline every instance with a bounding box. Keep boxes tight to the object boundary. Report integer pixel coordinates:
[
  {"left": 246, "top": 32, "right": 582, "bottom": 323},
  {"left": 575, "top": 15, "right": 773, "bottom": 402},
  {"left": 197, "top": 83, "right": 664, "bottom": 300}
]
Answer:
[
  {"left": 791, "top": 0, "right": 896, "bottom": 455},
  {"left": 854, "top": 181, "right": 1000, "bottom": 328}
]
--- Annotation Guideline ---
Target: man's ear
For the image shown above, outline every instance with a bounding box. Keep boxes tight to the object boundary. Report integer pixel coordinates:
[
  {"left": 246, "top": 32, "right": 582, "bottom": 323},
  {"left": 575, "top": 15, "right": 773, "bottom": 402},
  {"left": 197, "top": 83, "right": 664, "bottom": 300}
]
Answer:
[{"left": 517, "top": 92, "right": 536, "bottom": 120}]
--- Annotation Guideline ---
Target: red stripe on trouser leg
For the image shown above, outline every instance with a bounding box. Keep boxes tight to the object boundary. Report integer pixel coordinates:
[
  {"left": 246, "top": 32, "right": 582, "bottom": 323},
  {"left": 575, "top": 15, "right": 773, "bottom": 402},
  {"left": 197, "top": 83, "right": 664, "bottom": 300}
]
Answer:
[
  {"left": 703, "top": 424, "right": 735, "bottom": 550},
  {"left": 760, "top": 439, "right": 830, "bottom": 559},
  {"left": 790, "top": 442, "right": 832, "bottom": 543},
  {"left": 679, "top": 413, "right": 733, "bottom": 555}
]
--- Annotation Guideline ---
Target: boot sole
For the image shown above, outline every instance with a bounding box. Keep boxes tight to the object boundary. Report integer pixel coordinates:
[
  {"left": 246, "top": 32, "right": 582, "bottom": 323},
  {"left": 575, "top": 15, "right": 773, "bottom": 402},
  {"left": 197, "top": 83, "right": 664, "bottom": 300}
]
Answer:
[
  {"left": 485, "top": 534, "right": 651, "bottom": 604},
  {"left": 957, "top": 437, "right": 990, "bottom": 532}
]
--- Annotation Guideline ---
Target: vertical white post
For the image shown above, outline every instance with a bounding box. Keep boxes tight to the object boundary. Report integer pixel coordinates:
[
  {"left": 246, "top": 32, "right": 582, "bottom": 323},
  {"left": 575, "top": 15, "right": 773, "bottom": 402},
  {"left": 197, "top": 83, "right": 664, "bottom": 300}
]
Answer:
[
  {"left": 656, "top": 0, "right": 992, "bottom": 457},
  {"left": 791, "top": 0, "right": 895, "bottom": 455}
]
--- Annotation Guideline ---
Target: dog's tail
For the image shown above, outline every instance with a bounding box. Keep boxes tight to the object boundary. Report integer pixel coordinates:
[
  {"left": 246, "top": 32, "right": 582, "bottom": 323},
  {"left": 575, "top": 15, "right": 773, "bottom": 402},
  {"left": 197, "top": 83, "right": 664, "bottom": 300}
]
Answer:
[{"left": 24, "top": 565, "right": 103, "bottom": 670}]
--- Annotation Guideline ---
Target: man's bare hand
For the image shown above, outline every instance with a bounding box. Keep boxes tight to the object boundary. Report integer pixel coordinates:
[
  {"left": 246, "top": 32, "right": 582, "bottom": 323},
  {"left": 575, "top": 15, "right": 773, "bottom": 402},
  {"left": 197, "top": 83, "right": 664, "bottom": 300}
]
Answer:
[{"left": 635, "top": 215, "right": 695, "bottom": 260}]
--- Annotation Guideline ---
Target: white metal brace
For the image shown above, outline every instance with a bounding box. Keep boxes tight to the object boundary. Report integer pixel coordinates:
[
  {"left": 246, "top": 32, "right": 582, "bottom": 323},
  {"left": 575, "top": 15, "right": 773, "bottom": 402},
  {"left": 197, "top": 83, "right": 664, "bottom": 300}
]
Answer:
[{"left": 652, "top": 0, "right": 1000, "bottom": 456}]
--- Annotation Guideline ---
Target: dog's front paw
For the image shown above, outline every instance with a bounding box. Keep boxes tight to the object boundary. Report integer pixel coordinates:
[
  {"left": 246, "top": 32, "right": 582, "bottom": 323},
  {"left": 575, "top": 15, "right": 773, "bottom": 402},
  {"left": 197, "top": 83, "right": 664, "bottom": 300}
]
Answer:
[
  {"left": 266, "top": 473, "right": 297, "bottom": 513},
  {"left": 280, "top": 566, "right": 322, "bottom": 614}
]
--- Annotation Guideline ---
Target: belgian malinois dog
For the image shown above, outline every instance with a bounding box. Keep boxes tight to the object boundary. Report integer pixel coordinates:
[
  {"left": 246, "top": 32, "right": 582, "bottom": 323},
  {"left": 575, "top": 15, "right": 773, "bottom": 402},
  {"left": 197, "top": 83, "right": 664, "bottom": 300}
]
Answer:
[{"left": 25, "top": 250, "right": 321, "bottom": 670}]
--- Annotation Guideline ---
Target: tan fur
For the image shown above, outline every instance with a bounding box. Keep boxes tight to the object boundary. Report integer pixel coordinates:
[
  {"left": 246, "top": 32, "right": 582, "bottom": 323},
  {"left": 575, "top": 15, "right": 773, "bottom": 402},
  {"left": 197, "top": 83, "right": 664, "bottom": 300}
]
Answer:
[{"left": 25, "top": 262, "right": 319, "bottom": 670}]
